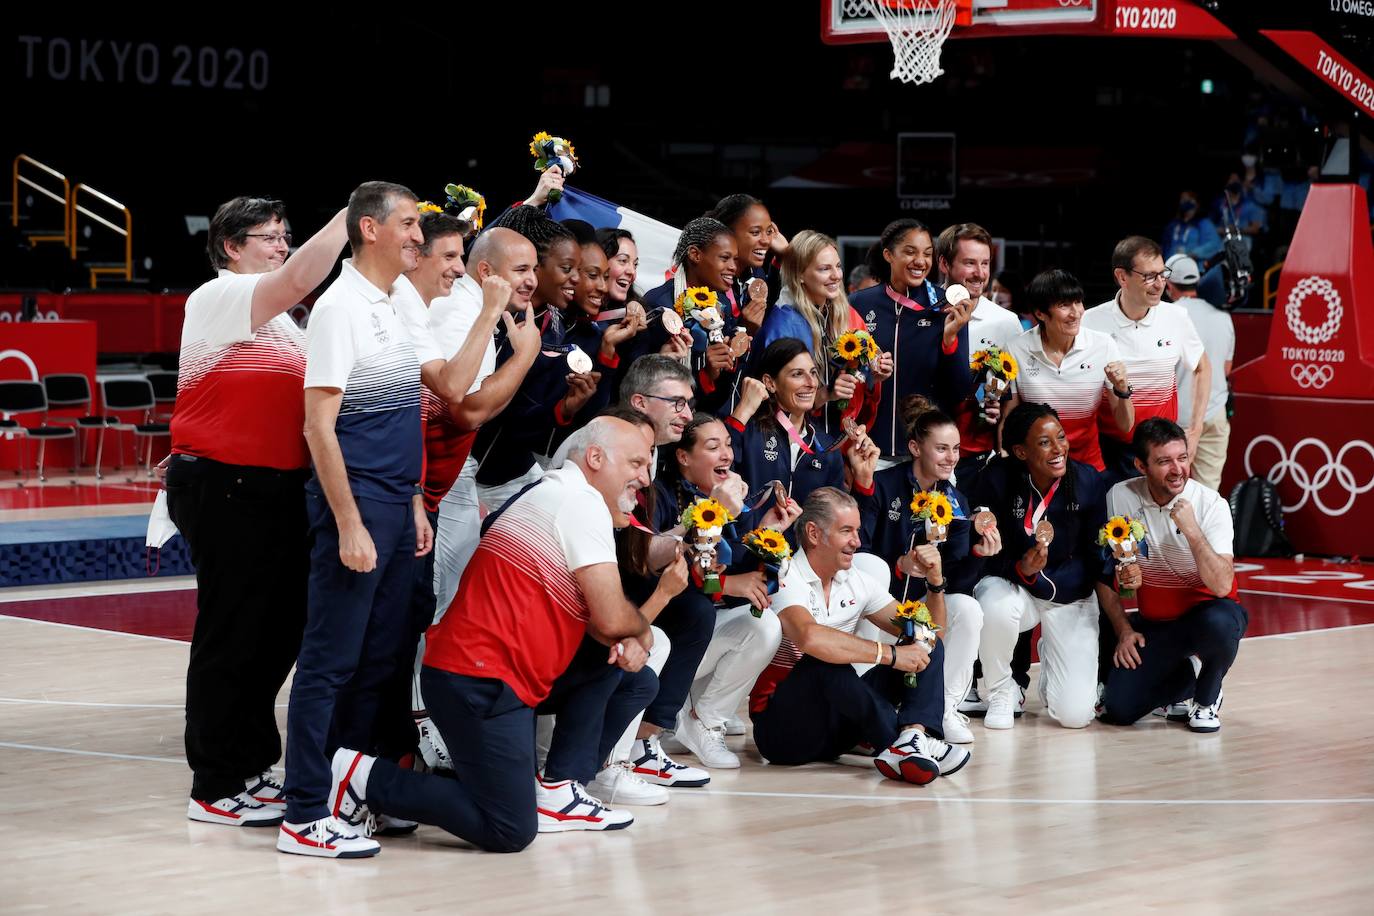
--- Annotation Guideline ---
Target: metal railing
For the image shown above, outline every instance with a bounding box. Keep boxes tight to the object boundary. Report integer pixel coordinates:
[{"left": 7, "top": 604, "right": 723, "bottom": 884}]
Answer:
[
  {"left": 70, "top": 183, "right": 132, "bottom": 289},
  {"left": 11, "top": 154, "right": 71, "bottom": 249},
  {"left": 1262, "top": 260, "right": 1285, "bottom": 310}
]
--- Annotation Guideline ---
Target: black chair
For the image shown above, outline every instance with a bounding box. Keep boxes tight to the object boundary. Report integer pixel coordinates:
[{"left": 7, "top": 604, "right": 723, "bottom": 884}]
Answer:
[
  {"left": 145, "top": 370, "right": 178, "bottom": 421},
  {"left": 96, "top": 378, "right": 171, "bottom": 479},
  {"left": 42, "top": 373, "right": 116, "bottom": 469},
  {"left": 0, "top": 380, "right": 77, "bottom": 484}
]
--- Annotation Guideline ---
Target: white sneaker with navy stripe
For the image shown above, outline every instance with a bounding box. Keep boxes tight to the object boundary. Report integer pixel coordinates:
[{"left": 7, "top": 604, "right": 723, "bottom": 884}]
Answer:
[
  {"left": 630, "top": 735, "right": 711, "bottom": 787},
  {"left": 244, "top": 771, "right": 286, "bottom": 808},
  {"left": 276, "top": 815, "right": 380, "bottom": 858},
  {"left": 187, "top": 792, "right": 283, "bottom": 827},
  {"left": 536, "top": 776, "right": 634, "bottom": 832},
  {"left": 329, "top": 748, "right": 376, "bottom": 831}
]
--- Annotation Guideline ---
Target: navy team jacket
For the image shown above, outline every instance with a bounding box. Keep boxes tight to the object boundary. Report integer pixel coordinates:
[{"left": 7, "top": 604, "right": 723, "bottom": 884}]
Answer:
[
  {"left": 643, "top": 279, "right": 747, "bottom": 416},
  {"left": 967, "top": 456, "right": 1108, "bottom": 606},
  {"left": 856, "top": 466, "right": 981, "bottom": 599},
  {"left": 725, "top": 415, "right": 844, "bottom": 534},
  {"left": 848, "top": 281, "right": 973, "bottom": 459}
]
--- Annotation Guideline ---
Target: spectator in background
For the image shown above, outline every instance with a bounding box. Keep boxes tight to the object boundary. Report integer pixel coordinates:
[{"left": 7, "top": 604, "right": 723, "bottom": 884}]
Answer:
[
  {"left": 1240, "top": 151, "right": 1283, "bottom": 208},
  {"left": 1280, "top": 165, "right": 1320, "bottom": 215},
  {"left": 848, "top": 263, "right": 879, "bottom": 294},
  {"left": 1166, "top": 255, "right": 1233, "bottom": 492},
  {"left": 990, "top": 270, "right": 1032, "bottom": 330},
  {"left": 1214, "top": 173, "right": 1266, "bottom": 256},
  {"left": 1163, "top": 191, "right": 1222, "bottom": 264}
]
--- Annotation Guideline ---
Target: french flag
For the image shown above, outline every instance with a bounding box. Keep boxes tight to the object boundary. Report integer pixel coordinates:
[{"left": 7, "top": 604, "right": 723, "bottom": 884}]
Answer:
[{"left": 548, "top": 188, "right": 679, "bottom": 298}]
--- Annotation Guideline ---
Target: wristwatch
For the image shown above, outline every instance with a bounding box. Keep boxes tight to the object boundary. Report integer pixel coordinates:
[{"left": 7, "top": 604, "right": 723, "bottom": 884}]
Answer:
[
  {"left": 926, "top": 580, "right": 947, "bottom": 594},
  {"left": 1113, "top": 385, "right": 1134, "bottom": 400}
]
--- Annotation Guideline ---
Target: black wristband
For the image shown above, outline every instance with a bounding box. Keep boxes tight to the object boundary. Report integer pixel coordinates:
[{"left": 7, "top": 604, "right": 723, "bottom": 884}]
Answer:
[
  {"left": 926, "top": 580, "right": 947, "bottom": 594},
  {"left": 885, "top": 644, "right": 897, "bottom": 666},
  {"left": 1113, "top": 386, "right": 1133, "bottom": 400}
]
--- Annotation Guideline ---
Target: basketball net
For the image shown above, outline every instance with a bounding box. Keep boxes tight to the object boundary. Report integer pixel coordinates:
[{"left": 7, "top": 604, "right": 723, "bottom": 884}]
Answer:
[{"left": 858, "top": 0, "right": 963, "bottom": 86}]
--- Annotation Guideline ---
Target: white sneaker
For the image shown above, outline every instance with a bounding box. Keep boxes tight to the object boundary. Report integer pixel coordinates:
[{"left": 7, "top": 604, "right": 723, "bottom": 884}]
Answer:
[
  {"left": 1188, "top": 703, "right": 1221, "bottom": 732},
  {"left": 329, "top": 748, "right": 376, "bottom": 831},
  {"left": 244, "top": 771, "right": 286, "bottom": 808},
  {"left": 536, "top": 777, "right": 634, "bottom": 832},
  {"left": 631, "top": 735, "right": 711, "bottom": 786},
  {"left": 277, "top": 815, "right": 380, "bottom": 858},
  {"left": 416, "top": 717, "right": 452, "bottom": 772},
  {"left": 724, "top": 715, "right": 747, "bottom": 737},
  {"left": 985, "top": 682, "right": 1018, "bottom": 729},
  {"left": 673, "top": 713, "right": 741, "bottom": 769},
  {"left": 587, "top": 762, "right": 670, "bottom": 806},
  {"left": 914, "top": 730, "right": 970, "bottom": 776},
  {"left": 873, "top": 728, "right": 940, "bottom": 785},
  {"left": 187, "top": 792, "right": 283, "bottom": 827},
  {"left": 958, "top": 684, "right": 987, "bottom": 715},
  {"left": 942, "top": 709, "right": 975, "bottom": 744}
]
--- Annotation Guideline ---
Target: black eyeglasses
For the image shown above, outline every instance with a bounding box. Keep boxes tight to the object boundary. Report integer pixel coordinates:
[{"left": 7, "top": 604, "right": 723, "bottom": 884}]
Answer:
[
  {"left": 245, "top": 232, "right": 293, "bottom": 246},
  {"left": 642, "top": 394, "right": 695, "bottom": 413},
  {"left": 1129, "top": 267, "right": 1172, "bottom": 284}
]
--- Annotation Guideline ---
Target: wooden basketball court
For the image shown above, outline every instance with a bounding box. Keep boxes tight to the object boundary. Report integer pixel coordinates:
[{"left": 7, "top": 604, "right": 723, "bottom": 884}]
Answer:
[{"left": 3, "top": 561, "right": 1372, "bottom": 913}]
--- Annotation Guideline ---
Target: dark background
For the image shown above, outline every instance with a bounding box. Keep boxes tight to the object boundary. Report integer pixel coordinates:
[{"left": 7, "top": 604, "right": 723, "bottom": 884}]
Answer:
[{"left": 5, "top": 4, "right": 1371, "bottom": 303}]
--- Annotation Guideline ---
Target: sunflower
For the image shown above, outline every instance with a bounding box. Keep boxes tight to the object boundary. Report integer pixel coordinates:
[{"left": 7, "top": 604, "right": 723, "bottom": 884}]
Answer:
[
  {"left": 1105, "top": 516, "right": 1131, "bottom": 542},
  {"left": 417, "top": 201, "right": 443, "bottom": 215},
  {"left": 894, "top": 600, "right": 923, "bottom": 620},
  {"left": 745, "top": 527, "right": 792, "bottom": 560},
  {"left": 673, "top": 291, "right": 693, "bottom": 319},
  {"left": 910, "top": 490, "right": 931, "bottom": 517},
  {"left": 971, "top": 349, "right": 989, "bottom": 372},
  {"left": 835, "top": 333, "right": 863, "bottom": 361},
  {"left": 529, "top": 131, "right": 552, "bottom": 156},
  {"left": 928, "top": 493, "right": 953, "bottom": 526},
  {"left": 687, "top": 287, "right": 717, "bottom": 309},
  {"left": 686, "top": 498, "right": 732, "bottom": 531},
  {"left": 999, "top": 351, "right": 1018, "bottom": 381}
]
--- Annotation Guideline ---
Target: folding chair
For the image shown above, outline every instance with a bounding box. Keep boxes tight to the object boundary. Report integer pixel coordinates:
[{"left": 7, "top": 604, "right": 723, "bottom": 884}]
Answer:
[
  {"left": 145, "top": 370, "right": 179, "bottom": 421},
  {"left": 0, "top": 380, "right": 77, "bottom": 484},
  {"left": 42, "top": 373, "right": 116, "bottom": 470},
  {"left": 95, "top": 378, "right": 171, "bottom": 480}
]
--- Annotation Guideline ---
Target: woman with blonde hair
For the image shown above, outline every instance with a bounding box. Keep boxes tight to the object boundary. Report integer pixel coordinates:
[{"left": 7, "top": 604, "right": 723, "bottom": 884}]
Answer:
[{"left": 752, "top": 230, "right": 892, "bottom": 435}]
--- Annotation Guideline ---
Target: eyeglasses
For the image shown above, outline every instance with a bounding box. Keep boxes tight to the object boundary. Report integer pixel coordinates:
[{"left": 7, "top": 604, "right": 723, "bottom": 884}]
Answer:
[
  {"left": 1130, "top": 267, "right": 1172, "bottom": 284},
  {"left": 245, "top": 233, "right": 293, "bottom": 246},
  {"left": 642, "top": 393, "right": 695, "bottom": 413}
]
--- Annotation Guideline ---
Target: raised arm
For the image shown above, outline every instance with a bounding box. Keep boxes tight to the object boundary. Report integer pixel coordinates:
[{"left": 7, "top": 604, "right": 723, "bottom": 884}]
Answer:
[
  {"left": 250, "top": 208, "right": 348, "bottom": 331},
  {"left": 422, "top": 277, "right": 512, "bottom": 404}
]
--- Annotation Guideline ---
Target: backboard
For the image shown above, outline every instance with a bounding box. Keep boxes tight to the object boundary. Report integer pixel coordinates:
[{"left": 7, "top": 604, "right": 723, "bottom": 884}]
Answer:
[{"left": 821, "top": 0, "right": 1109, "bottom": 44}]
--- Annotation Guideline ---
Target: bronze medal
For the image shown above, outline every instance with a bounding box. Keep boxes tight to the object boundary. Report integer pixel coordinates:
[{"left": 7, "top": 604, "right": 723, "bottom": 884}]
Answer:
[
  {"left": 973, "top": 509, "right": 996, "bottom": 535},
  {"left": 1034, "top": 519, "right": 1055, "bottom": 546}
]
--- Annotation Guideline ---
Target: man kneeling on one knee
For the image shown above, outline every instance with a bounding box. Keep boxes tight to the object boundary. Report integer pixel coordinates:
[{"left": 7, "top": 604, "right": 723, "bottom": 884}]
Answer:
[
  {"left": 1099, "top": 419, "right": 1246, "bottom": 733},
  {"left": 749, "top": 488, "right": 970, "bottom": 784}
]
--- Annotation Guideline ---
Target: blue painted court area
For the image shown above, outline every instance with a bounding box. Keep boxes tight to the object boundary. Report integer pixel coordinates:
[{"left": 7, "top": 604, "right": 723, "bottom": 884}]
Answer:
[
  {"left": 0, "top": 514, "right": 192, "bottom": 586},
  {"left": 0, "top": 515, "right": 152, "bottom": 546}
]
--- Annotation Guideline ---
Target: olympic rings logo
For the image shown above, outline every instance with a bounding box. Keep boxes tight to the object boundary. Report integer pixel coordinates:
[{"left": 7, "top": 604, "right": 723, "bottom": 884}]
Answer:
[
  {"left": 1244, "top": 435, "right": 1374, "bottom": 516},
  {"left": 1290, "top": 363, "right": 1335, "bottom": 389},
  {"left": 1285, "top": 276, "right": 1342, "bottom": 345}
]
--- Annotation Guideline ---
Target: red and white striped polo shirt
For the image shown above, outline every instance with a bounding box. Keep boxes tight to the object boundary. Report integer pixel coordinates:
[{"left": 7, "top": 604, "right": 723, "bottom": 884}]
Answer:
[
  {"left": 1005, "top": 325, "right": 1121, "bottom": 471},
  {"left": 1107, "top": 476, "right": 1237, "bottom": 621},
  {"left": 171, "top": 270, "right": 309, "bottom": 470},
  {"left": 1083, "top": 295, "right": 1204, "bottom": 441}
]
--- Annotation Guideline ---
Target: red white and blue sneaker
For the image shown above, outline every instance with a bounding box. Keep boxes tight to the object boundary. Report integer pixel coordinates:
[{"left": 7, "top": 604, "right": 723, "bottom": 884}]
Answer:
[
  {"left": 276, "top": 815, "right": 379, "bottom": 858},
  {"left": 244, "top": 771, "right": 286, "bottom": 809},
  {"left": 329, "top": 748, "right": 376, "bottom": 831},
  {"left": 536, "top": 776, "right": 634, "bottom": 832},
  {"left": 187, "top": 792, "right": 283, "bottom": 827},
  {"left": 416, "top": 716, "right": 453, "bottom": 773},
  {"left": 875, "top": 728, "right": 970, "bottom": 784},
  {"left": 630, "top": 735, "right": 710, "bottom": 787}
]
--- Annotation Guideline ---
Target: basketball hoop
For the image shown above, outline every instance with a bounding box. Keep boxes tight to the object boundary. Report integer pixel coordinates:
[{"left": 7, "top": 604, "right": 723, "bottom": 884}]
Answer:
[{"left": 855, "top": 0, "right": 972, "bottom": 86}]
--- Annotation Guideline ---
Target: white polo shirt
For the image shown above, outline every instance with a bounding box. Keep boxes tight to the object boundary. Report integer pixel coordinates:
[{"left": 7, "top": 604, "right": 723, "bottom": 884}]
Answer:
[
  {"left": 1083, "top": 294, "right": 1204, "bottom": 440},
  {"left": 750, "top": 545, "right": 895, "bottom": 712},
  {"left": 1106, "top": 476, "right": 1236, "bottom": 622},
  {"left": 429, "top": 273, "right": 498, "bottom": 395},
  {"left": 390, "top": 273, "right": 445, "bottom": 366},
  {"left": 305, "top": 259, "right": 423, "bottom": 503},
  {"left": 1174, "top": 295, "right": 1233, "bottom": 426},
  {"left": 1005, "top": 324, "right": 1121, "bottom": 471}
]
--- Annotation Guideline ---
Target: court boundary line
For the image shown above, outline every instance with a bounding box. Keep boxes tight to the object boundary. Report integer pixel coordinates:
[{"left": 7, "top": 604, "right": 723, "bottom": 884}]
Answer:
[
  {"left": 1239, "top": 587, "right": 1374, "bottom": 607},
  {"left": 0, "top": 614, "right": 187, "bottom": 644},
  {"left": 3, "top": 740, "right": 1366, "bottom": 807},
  {"left": 0, "top": 696, "right": 288, "bottom": 710}
]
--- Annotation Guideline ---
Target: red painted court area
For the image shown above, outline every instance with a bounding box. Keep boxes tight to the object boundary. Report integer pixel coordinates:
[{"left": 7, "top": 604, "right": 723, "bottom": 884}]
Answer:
[
  {"left": 0, "top": 481, "right": 159, "bottom": 510},
  {"left": 2, "top": 557, "right": 1371, "bottom": 644}
]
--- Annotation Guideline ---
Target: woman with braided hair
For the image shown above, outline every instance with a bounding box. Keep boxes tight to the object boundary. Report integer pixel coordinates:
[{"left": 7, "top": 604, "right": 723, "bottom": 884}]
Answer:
[{"left": 642, "top": 216, "right": 748, "bottom": 414}]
